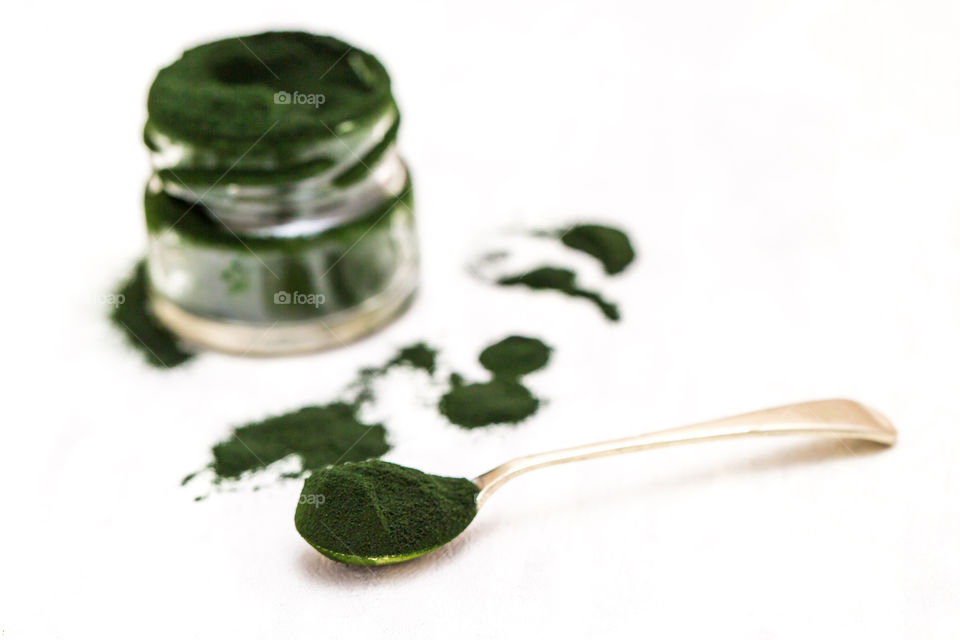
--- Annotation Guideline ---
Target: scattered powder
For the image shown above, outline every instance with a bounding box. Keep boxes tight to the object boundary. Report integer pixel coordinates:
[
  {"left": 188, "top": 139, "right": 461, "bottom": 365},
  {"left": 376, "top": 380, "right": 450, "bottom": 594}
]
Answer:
[
  {"left": 439, "top": 335, "right": 551, "bottom": 429},
  {"left": 110, "top": 260, "right": 195, "bottom": 368},
  {"left": 556, "top": 224, "right": 636, "bottom": 275},
  {"left": 439, "top": 379, "right": 540, "bottom": 428},
  {"left": 210, "top": 403, "right": 390, "bottom": 481},
  {"left": 498, "top": 267, "right": 620, "bottom": 321},
  {"left": 478, "top": 335, "right": 551, "bottom": 379},
  {"left": 190, "top": 342, "right": 436, "bottom": 487},
  {"left": 295, "top": 460, "right": 478, "bottom": 564}
]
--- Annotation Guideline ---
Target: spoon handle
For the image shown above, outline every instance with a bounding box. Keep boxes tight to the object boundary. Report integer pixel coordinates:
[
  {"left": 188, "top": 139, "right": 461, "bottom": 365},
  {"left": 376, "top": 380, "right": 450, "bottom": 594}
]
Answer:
[{"left": 473, "top": 398, "right": 896, "bottom": 507}]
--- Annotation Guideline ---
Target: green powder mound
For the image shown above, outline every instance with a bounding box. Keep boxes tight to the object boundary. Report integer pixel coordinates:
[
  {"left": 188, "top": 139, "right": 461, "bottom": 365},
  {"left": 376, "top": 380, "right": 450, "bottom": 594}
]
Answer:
[
  {"left": 479, "top": 336, "right": 551, "bottom": 379},
  {"left": 295, "top": 461, "right": 478, "bottom": 564},
  {"left": 147, "top": 32, "right": 394, "bottom": 161},
  {"left": 210, "top": 403, "right": 389, "bottom": 480},
  {"left": 110, "top": 261, "right": 195, "bottom": 368},
  {"left": 439, "top": 380, "right": 540, "bottom": 428},
  {"left": 558, "top": 224, "right": 636, "bottom": 275},
  {"left": 352, "top": 342, "right": 438, "bottom": 404},
  {"left": 498, "top": 267, "right": 620, "bottom": 321},
  {"left": 386, "top": 342, "right": 438, "bottom": 375}
]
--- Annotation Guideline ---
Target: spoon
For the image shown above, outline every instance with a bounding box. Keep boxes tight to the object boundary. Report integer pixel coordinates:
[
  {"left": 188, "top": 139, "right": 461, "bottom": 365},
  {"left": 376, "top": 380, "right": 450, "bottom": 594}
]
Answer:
[{"left": 295, "top": 398, "right": 897, "bottom": 565}]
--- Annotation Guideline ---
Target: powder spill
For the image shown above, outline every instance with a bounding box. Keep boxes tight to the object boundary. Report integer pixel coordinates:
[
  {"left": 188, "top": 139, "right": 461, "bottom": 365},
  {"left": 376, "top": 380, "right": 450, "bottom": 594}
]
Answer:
[
  {"left": 498, "top": 267, "right": 620, "bottom": 321},
  {"left": 210, "top": 403, "right": 389, "bottom": 480},
  {"left": 295, "top": 460, "right": 478, "bottom": 565},
  {"left": 556, "top": 224, "right": 636, "bottom": 275},
  {"left": 439, "top": 335, "right": 551, "bottom": 429},
  {"left": 479, "top": 335, "right": 552, "bottom": 379},
  {"left": 191, "top": 342, "right": 436, "bottom": 488},
  {"left": 110, "top": 260, "right": 195, "bottom": 368},
  {"left": 440, "top": 379, "right": 539, "bottom": 428}
]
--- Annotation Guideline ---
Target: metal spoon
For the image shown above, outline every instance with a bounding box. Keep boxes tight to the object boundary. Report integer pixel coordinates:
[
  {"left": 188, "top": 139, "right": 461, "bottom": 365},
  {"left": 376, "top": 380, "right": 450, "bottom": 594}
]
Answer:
[{"left": 301, "top": 398, "right": 896, "bottom": 565}]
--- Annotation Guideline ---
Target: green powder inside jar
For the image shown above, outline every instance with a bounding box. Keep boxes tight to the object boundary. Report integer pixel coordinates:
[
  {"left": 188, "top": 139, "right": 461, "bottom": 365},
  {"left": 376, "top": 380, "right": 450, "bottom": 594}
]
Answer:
[{"left": 295, "top": 460, "right": 478, "bottom": 565}]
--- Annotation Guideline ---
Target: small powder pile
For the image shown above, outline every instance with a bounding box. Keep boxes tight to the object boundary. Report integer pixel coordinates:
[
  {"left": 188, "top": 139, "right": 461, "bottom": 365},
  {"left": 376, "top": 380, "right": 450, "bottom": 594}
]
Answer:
[
  {"left": 557, "top": 224, "right": 636, "bottom": 275},
  {"left": 494, "top": 223, "right": 635, "bottom": 321},
  {"left": 110, "top": 261, "right": 195, "bottom": 368},
  {"left": 295, "top": 460, "right": 479, "bottom": 564},
  {"left": 190, "top": 342, "right": 437, "bottom": 487},
  {"left": 498, "top": 267, "right": 620, "bottom": 321},
  {"left": 439, "top": 335, "right": 552, "bottom": 428},
  {"left": 210, "top": 403, "right": 390, "bottom": 480}
]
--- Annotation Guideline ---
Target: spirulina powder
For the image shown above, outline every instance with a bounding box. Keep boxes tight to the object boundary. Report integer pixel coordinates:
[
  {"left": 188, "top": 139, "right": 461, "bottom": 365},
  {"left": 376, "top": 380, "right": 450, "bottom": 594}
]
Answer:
[
  {"left": 189, "top": 342, "right": 437, "bottom": 487},
  {"left": 439, "top": 335, "right": 552, "bottom": 428},
  {"left": 295, "top": 460, "right": 478, "bottom": 564}
]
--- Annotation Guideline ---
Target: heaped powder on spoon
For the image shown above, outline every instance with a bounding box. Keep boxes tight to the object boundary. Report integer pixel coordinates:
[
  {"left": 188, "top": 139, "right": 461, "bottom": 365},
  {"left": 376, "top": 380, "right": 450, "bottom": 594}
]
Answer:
[
  {"left": 295, "top": 460, "right": 479, "bottom": 564},
  {"left": 110, "top": 260, "right": 196, "bottom": 368}
]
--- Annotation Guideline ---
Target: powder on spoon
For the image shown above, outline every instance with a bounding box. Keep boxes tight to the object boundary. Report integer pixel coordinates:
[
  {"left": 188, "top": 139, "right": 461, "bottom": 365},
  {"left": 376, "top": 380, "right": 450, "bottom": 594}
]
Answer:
[
  {"left": 110, "top": 260, "right": 196, "bottom": 368},
  {"left": 498, "top": 266, "right": 620, "bottom": 321},
  {"left": 295, "top": 460, "right": 478, "bottom": 565}
]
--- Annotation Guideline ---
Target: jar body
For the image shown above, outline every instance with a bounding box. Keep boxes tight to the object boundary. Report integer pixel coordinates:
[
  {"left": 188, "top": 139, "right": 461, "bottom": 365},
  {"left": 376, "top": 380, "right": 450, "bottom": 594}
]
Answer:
[
  {"left": 142, "top": 33, "right": 418, "bottom": 355},
  {"left": 145, "top": 175, "right": 417, "bottom": 355}
]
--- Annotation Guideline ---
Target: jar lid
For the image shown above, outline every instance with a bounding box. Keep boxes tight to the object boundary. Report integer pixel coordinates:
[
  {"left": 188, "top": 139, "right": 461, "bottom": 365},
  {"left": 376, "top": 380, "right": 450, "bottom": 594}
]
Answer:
[{"left": 145, "top": 32, "right": 396, "bottom": 179}]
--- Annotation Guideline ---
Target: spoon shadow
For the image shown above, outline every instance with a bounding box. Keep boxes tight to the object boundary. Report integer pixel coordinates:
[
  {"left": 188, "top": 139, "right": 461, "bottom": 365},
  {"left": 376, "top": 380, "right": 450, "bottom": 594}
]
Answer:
[{"left": 296, "top": 438, "right": 889, "bottom": 584}]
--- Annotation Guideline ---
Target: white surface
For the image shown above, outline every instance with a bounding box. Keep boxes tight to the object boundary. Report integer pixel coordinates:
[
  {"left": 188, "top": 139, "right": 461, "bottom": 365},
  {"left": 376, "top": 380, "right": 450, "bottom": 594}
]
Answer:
[{"left": 2, "top": 1, "right": 958, "bottom": 637}]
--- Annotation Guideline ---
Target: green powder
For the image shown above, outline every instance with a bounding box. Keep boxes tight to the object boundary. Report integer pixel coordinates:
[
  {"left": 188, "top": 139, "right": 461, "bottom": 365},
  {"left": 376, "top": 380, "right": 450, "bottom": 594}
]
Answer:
[
  {"left": 386, "top": 343, "right": 438, "bottom": 375},
  {"left": 498, "top": 267, "right": 620, "bottom": 321},
  {"left": 295, "top": 460, "right": 478, "bottom": 564},
  {"left": 110, "top": 260, "right": 195, "bottom": 368},
  {"left": 192, "top": 342, "right": 436, "bottom": 486},
  {"left": 351, "top": 342, "right": 437, "bottom": 404},
  {"left": 439, "top": 379, "right": 540, "bottom": 428},
  {"left": 210, "top": 403, "right": 389, "bottom": 481},
  {"left": 479, "top": 335, "right": 551, "bottom": 379},
  {"left": 555, "top": 224, "right": 636, "bottom": 275},
  {"left": 439, "top": 335, "right": 551, "bottom": 428},
  {"left": 146, "top": 32, "right": 395, "bottom": 174}
]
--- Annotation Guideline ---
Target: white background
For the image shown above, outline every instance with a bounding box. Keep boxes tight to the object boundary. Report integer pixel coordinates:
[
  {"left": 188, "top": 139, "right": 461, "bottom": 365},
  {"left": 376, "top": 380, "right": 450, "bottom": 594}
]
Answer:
[{"left": 2, "top": 0, "right": 958, "bottom": 637}]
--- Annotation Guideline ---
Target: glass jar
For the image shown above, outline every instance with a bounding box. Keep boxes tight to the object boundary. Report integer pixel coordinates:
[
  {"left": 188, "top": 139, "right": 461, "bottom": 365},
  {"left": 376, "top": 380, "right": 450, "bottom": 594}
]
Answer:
[{"left": 141, "top": 32, "right": 418, "bottom": 355}]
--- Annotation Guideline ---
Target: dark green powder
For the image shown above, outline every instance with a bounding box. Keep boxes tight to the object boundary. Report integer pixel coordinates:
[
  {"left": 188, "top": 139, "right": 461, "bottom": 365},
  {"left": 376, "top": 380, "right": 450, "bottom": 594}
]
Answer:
[
  {"left": 110, "top": 260, "right": 195, "bottom": 368},
  {"left": 439, "top": 335, "right": 551, "bottom": 428},
  {"left": 479, "top": 335, "right": 551, "bottom": 379},
  {"left": 439, "top": 379, "right": 540, "bottom": 428},
  {"left": 556, "top": 224, "right": 636, "bottom": 275},
  {"left": 498, "top": 267, "right": 620, "bottom": 321},
  {"left": 211, "top": 403, "right": 389, "bottom": 480},
  {"left": 192, "top": 342, "right": 436, "bottom": 486},
  {"left": 295, "top": 460, "right": 478, "bottom": 564}
]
